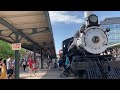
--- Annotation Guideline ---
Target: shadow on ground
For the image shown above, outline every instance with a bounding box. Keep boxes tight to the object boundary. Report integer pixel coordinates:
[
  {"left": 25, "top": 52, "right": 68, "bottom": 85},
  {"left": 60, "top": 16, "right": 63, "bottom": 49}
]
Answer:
[
  {"left": 20, "top": 67, "right": 77, "bottom": 79},
  {"left": 39, "top": 68, "right": 77, "bottom": 79}
]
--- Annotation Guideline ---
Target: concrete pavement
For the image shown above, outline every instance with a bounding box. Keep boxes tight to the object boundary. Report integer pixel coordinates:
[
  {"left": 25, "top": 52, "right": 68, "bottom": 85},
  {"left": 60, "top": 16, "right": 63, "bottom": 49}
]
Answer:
[{"left": 20, "top": 68, "right": 77, "bottom": 79}]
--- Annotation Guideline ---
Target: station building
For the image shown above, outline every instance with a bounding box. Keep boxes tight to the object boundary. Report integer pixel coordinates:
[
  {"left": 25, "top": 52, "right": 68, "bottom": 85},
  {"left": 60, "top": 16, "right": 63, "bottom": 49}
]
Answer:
[
  {"left": 100, "top": 17, "right": 120, "bottom": 56},
  {"left": 100, "top": 17, "right": 120, "bottom": 44}
]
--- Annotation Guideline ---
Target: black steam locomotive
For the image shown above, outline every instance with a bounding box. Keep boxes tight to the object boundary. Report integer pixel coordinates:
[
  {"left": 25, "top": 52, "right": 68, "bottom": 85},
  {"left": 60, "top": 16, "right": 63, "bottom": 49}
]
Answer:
[{"left": 61, "top": 12, "right": 116, "bottom": 79}]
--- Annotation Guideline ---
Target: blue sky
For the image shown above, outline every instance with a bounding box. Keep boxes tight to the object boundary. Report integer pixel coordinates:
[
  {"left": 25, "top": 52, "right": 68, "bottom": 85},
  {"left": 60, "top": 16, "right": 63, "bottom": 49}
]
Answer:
[{"left": 49, "top": 11, "right": 120, "bottom": 54}]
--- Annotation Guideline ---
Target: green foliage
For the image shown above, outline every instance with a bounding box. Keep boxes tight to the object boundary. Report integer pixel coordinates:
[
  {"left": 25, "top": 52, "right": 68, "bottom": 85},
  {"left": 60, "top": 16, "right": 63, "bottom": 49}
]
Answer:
[
  {"left": 19, "top": 48, "right": 27, "bottom": 57},
  {"left": 0, "top": 40, "right": 14, "bottom": 59},
  {"left": 0, "top": 40, "right": 27, "bottom": 60}
]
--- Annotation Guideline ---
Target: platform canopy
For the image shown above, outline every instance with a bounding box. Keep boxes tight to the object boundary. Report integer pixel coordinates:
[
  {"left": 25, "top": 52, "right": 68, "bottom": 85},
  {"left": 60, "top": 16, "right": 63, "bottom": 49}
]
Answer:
[{"left": 0, "top": 11, "right": 56, "bottom": 58}]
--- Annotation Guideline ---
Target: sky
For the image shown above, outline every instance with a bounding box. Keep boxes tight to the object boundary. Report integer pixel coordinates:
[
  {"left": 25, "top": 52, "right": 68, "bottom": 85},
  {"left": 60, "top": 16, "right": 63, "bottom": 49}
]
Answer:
[{"left": 49, "top": 11, "right": 120, "bottom": 54}]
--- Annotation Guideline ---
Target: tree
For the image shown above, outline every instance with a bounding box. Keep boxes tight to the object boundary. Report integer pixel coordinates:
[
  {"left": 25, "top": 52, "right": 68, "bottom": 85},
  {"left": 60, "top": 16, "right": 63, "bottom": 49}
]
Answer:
[
  {"left": 19, "top": 48, "right": 27, "bottom": 58},
  {"left": 0, "top": 40, "right": 27, "bottom": 60},
  {"left": 0, "top": 40, "right": 14, "bottom": 59}
]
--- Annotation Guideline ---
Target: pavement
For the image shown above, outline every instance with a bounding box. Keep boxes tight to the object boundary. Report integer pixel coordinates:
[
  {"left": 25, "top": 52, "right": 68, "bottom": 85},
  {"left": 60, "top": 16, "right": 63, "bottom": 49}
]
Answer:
[{"left": 20, "top": 67, "right": 77, "bottom": 79}]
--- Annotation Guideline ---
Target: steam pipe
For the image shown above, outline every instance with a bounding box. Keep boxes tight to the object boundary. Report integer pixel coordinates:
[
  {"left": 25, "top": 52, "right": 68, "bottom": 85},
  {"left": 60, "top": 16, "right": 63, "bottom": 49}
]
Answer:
[{"left": 84, "top": 11, "right": 93, "bottom": 19}]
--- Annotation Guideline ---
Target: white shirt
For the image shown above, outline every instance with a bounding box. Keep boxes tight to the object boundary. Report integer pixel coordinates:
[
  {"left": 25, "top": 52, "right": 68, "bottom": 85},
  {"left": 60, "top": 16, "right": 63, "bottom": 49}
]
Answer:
[
  {"left": 6, "top": 58, "right": 12, "bottom": 70},
  {"left": 22, "top": 61, "right": 26, "bottom": 65}
]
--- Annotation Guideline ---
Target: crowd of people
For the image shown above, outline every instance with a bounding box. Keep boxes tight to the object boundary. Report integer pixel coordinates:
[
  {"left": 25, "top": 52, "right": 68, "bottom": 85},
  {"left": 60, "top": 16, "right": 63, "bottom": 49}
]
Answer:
[
  {"left": 0, "top": 55, "right": 15, "bottom": 79},
  {"left": 42, "top": 58, "right": 58, "bottom": 69},
  {"left": 19, "top": 56, "right": 39, "bottom": 77},
  {"left": 0, "top": 55, "right": 40, "bottom": 79},
  {"left": 0, "top": 53, "right": 71, "bottom": 79}
]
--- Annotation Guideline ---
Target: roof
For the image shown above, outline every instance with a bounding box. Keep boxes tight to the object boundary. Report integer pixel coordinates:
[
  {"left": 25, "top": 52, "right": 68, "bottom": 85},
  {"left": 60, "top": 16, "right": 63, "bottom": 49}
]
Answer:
[
  {"left": 100, "top": 17, "right": 120, "bottom": 25},
  {"left": 0, "top": 11, "right": 56, "bottom": 58},
  {"left": 104, "top": 17, "right": 120, "bottom": 21}
]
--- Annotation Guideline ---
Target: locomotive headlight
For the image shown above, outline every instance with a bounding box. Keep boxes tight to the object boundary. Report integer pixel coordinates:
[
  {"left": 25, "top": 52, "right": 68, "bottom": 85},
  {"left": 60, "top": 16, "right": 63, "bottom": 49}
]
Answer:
[
  {"left": 87, "top": 14, "right": 98, "bottom": 27},
  {"left": 89, "top": 14, "right": 98, "bottom": 23}
]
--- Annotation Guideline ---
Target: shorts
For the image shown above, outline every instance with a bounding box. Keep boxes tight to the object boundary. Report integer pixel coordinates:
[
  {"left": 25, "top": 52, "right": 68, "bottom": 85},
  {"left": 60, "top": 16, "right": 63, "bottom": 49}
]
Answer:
[{"left": 7, "top": 69, "right": 13, "bottom": 75}]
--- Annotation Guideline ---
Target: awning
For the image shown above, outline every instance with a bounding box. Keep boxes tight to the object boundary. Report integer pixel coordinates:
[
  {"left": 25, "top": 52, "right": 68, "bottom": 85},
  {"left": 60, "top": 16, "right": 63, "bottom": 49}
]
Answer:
[{"left": 0, "top": 11, "right": 56, "bottom": 58}]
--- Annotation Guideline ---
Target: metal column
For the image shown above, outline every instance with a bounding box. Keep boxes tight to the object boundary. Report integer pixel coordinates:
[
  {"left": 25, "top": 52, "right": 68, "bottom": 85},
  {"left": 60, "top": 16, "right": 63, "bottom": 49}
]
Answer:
[
  {"left": 15, "top": 35, "right": 20, "bottom": 79},
  {"left": 41, "top": 49, "right": 43, "bottom": 69},
  {"left": 33, "top": 45, "right": 36, "bottom": 61}
]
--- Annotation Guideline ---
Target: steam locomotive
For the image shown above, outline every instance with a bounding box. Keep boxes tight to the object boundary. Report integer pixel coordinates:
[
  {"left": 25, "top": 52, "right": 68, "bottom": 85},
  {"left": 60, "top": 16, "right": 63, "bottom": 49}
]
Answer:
[{"left": 61, "top": 11, "right": 115, "bottom": 79}]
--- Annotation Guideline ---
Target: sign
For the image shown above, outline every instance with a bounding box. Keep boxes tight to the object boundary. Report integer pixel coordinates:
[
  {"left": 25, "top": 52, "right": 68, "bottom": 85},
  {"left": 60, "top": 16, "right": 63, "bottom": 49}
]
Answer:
[{"left": 12, "top": 43, "right": 21, "bottom": 50}]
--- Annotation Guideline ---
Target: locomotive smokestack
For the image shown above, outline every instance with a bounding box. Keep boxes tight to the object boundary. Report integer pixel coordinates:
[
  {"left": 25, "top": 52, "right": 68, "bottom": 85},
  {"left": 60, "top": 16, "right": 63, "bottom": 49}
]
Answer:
[{"left": 84, "top": 11, "right": 93, "bottom": 18}]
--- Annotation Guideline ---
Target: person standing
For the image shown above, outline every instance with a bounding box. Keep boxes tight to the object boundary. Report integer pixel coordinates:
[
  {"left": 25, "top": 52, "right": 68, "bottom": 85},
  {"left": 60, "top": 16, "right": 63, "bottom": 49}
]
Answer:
[
  {"left": 48, "top": 60, "right": 52, "bottom": 69},
  {"left": 6, "top": 55, "right": 14, "bottom": 79},
  {"left": 58, "top": 58, "right": 63, "bottom": 70},
  {"left": 0, "top": 58, "right": 2, "bottom": 76},
  {"left": 32, "top": 60, "right": 37, "bottom": 75},
  {"left": 27, "top": 57, "right": 34, "bottom": 77},
  {"left": 22, "top": 60, "right": 27, "bottom": 72},
  {"left": 0, "top": 60, "right": 7, "bottom": 79},
  {"left": 63, "top": 55, "right": 71, "bottom": 76}
]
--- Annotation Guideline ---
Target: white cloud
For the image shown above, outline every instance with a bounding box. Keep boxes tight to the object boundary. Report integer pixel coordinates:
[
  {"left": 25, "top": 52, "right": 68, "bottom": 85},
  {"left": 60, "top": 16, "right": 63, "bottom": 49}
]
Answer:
[{"left": 49, "top": 11, "right": 84, "bottom": 24}]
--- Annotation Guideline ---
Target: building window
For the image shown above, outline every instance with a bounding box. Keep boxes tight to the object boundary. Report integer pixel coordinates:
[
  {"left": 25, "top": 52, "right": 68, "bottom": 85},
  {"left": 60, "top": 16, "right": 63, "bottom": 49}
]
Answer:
[
  {"left": 101, "top": 24, "right": 120, "bottom": 45},
  {"left": 109, "top": 24, "right": 114, "bottom": 30},
  {"left": 114, "top": 24, "right": 120, "bottom": 29}
]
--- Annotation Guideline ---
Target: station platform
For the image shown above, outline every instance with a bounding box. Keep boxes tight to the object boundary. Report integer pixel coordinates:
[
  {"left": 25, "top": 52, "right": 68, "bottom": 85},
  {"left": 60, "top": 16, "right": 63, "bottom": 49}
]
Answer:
[{"left": 20, "top": 68, "right": 77, "bottom": 79}]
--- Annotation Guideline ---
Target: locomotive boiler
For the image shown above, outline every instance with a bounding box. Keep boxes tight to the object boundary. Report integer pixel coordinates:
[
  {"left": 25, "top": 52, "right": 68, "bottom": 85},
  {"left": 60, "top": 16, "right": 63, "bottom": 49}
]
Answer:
[{"left": 61, "top": 11, "right": 116, "bottom": 79}]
